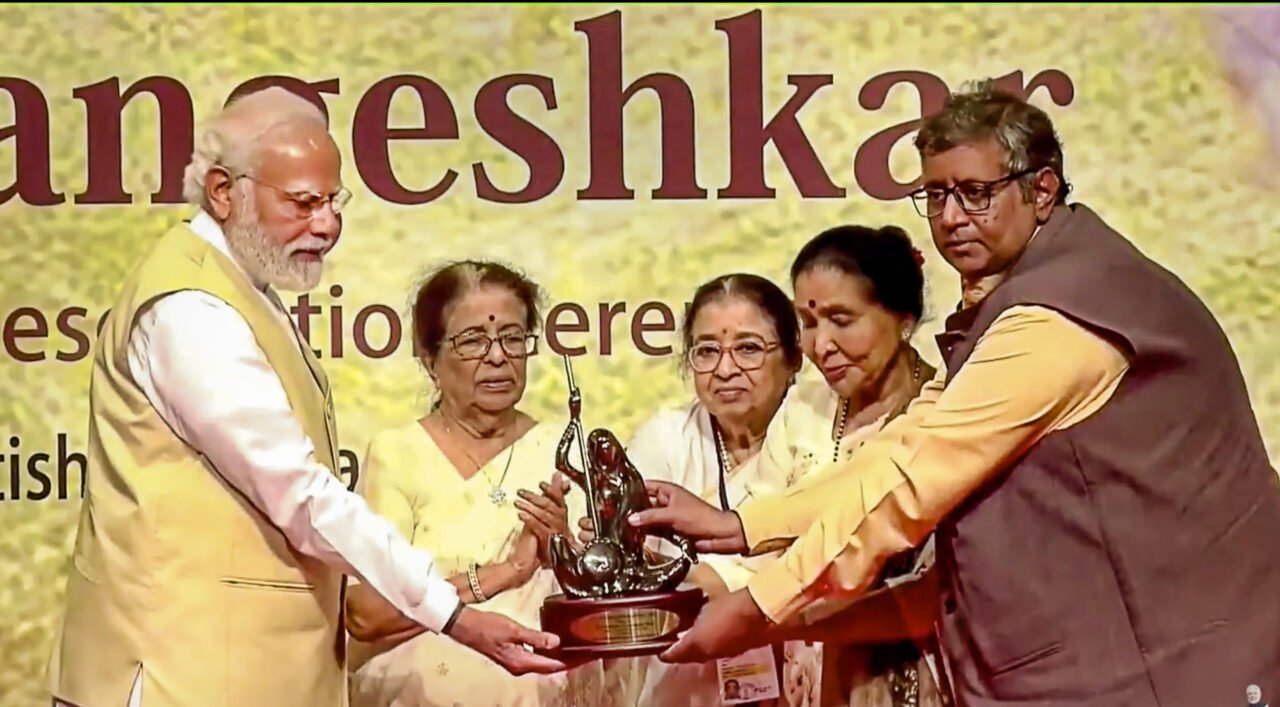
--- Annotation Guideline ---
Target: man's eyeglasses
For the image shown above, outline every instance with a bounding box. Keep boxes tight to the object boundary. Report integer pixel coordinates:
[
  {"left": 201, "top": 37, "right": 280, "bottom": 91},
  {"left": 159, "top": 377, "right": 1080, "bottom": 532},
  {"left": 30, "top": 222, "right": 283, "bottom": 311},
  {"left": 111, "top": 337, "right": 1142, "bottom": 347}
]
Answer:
[
  {"left": 448, "top": 331, "right": 539, "bottom": 361},
  {"left": 908, "top": 168, "right": 1036, "bottom": 218},
  {"left": 688, "top": 339, "right": 779, "bottom": 373},
  {"left": 234, "top": 173, "right": 353, "bottom": 220}
]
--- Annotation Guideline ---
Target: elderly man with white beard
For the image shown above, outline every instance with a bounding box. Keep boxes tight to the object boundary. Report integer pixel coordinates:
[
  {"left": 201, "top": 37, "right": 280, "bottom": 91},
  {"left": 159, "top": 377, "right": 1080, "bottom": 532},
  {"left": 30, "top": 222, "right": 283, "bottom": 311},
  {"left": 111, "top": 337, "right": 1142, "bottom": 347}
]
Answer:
[{"left": 46, "top": 87, "right": 567, "bottom": 707}]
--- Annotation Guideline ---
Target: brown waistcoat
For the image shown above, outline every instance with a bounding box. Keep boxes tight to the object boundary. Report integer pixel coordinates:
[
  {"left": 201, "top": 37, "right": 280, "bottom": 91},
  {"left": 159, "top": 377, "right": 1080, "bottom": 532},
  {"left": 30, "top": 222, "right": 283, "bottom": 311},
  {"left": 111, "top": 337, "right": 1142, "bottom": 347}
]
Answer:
[{"left": 933, "top": 204, "right": 1280, "bottom": 706}]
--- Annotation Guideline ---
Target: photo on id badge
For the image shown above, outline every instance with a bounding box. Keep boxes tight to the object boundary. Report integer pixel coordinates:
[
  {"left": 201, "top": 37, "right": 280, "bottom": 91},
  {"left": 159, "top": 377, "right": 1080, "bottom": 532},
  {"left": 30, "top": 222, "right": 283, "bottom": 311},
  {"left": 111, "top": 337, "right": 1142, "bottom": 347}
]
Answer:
[{"left": 717, "top": 645, "right": 780, "bottom": 704}]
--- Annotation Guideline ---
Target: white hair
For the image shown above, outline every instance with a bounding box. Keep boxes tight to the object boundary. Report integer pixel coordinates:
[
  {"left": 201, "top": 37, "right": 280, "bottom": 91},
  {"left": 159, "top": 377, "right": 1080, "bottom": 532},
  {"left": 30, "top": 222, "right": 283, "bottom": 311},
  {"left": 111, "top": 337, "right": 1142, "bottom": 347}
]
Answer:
[{"left": 181, "top": 87, "right": 328, "bottom": 209}]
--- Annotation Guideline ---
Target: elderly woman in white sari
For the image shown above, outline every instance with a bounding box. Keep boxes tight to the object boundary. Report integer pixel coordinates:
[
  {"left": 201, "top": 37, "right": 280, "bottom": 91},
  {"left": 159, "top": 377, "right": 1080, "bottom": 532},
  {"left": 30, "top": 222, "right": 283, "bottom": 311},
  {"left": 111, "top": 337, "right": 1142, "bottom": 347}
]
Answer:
[
  {"left": 344, "top": 260, "right": 606, "bottom": 707},
  {"left": 611, "top": 273, "right": 817, "bottom": 706}
]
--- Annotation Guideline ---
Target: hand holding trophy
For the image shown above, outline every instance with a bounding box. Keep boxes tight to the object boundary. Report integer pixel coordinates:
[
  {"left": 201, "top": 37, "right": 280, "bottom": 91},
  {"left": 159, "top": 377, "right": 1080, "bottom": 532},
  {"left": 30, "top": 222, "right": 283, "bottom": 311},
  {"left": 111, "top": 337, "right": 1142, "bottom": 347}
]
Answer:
[{"left": 538, "top": 355, "right": 707, "bottom": 658}]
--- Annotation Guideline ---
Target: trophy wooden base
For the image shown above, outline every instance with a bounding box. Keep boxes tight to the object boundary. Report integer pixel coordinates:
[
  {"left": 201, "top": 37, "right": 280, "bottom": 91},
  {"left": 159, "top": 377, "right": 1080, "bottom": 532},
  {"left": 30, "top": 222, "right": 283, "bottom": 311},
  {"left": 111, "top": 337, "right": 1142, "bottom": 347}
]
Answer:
[{"left": 539, "top": 586, "right": 706, "bottom": 659}]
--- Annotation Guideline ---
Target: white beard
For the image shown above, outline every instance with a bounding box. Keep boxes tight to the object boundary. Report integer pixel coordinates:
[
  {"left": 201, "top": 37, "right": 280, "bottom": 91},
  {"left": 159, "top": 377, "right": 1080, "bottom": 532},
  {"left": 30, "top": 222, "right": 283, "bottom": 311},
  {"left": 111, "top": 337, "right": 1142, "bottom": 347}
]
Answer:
[{"left": 223, "top": 185, "right": 324, "bottom": 292}]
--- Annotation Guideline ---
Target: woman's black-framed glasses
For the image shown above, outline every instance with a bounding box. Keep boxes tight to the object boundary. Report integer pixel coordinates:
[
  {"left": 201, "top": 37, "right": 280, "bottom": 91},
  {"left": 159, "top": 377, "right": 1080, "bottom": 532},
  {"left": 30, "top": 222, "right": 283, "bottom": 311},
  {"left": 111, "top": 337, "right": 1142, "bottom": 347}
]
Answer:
[
  {"left": 908, "top": 168, "right": 1036, "bottom": 218},
  {"left": 688, "top": 339, "right": 780, "bottom": 373},
  {"left": 448, "top": 331, "right": 538, "bottom": 360}
]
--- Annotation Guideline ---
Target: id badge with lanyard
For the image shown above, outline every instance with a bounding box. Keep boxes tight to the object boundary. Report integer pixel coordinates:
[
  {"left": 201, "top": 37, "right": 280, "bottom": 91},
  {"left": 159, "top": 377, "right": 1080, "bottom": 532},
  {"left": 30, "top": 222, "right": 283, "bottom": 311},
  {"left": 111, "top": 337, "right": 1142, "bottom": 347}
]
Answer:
[{"left": 711, "top": 420, "right": 781, "bottom": 706}]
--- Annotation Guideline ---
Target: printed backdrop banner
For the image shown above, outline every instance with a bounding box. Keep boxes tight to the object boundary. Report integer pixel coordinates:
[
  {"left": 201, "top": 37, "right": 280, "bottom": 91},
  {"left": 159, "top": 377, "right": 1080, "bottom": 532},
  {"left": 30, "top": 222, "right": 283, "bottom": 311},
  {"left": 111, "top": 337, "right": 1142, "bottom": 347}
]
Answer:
[{"left": 2, "top": 4, "right": 1279, "bottom": 702}]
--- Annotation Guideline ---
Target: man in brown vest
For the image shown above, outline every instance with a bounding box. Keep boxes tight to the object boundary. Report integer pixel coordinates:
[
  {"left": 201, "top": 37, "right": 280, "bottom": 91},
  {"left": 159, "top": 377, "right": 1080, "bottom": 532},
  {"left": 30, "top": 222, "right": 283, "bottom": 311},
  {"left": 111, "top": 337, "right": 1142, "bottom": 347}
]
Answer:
[{"left": 631, "top": 80, "right": 1280, "bottom": 705}]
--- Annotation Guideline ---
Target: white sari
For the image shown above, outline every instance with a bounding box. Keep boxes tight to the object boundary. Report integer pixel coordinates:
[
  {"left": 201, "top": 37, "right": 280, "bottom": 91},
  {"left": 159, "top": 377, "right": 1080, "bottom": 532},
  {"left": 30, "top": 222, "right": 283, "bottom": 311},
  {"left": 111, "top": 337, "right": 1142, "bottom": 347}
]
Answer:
[{"left": 619, "top": 396, "right": 826, "bottom": 707}]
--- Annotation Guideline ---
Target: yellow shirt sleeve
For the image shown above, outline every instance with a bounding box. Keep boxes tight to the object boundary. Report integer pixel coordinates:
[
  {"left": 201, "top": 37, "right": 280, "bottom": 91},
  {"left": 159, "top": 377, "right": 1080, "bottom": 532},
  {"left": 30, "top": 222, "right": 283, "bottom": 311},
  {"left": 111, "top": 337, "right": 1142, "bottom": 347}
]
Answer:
[
  {"left": 736, "top": 377, "right": 945, "bottom": 552},
  {"left": 740, "top": 305, "right": 1131, "bottom": 622}
]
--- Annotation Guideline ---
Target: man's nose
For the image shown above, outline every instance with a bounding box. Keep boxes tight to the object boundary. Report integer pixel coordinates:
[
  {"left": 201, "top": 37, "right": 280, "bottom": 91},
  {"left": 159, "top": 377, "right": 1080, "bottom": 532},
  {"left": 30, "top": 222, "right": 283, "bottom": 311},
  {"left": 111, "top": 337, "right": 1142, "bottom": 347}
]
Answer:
[
  {"left": 309, "top": 202, "right": 341, "bottom": 239},
  {"left": 938, "top": 191, "right": 970, "bottom": 231}
]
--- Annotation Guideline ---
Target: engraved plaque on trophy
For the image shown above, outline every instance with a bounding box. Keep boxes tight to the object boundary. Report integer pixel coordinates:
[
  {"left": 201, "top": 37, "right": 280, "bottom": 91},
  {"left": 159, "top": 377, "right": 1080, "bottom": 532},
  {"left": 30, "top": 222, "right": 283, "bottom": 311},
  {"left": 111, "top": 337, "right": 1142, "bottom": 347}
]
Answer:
[{"left": 539, "top": 355, "right": 707, "bottom": 659}]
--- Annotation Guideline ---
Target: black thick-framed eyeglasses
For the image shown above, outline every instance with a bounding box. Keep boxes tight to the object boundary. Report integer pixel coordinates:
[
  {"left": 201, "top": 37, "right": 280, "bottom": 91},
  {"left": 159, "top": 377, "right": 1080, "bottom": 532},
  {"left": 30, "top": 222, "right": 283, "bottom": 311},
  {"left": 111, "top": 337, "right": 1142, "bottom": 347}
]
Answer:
[
  {"left": 687, "top": 339, "right": 780, "bottom": 373},
  {"left": 908, "top": 168, "right": 1037, "bottom": 218},
  {"left": 447, "top": 331, "right": 539, "bottom": 360}
]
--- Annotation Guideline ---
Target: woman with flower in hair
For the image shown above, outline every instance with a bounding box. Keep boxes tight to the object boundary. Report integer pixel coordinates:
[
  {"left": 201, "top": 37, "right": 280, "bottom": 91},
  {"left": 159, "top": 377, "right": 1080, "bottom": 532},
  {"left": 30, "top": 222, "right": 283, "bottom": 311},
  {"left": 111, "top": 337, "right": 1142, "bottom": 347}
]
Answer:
[{"left": 739, "top": 224, "right": 946, "bottom": 707}]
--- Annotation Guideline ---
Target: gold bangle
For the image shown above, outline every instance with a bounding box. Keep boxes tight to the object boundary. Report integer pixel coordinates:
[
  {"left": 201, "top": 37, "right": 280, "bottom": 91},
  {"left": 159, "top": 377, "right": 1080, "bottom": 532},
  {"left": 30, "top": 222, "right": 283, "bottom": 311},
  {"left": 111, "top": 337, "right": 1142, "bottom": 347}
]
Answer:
[{"left": 467, "top": 563, "right": 487, "bottom": 603}]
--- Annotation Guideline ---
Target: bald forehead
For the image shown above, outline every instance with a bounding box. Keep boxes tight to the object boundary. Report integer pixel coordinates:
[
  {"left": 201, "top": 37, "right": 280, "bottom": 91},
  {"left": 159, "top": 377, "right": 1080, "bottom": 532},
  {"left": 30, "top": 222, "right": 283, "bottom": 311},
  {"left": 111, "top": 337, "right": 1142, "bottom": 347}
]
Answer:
[
  {"left": 254, "top": 120, "right": 342, "bottom": 191},
  {"left": 258, "top": 120, "right": 337, "bottom": 160}
]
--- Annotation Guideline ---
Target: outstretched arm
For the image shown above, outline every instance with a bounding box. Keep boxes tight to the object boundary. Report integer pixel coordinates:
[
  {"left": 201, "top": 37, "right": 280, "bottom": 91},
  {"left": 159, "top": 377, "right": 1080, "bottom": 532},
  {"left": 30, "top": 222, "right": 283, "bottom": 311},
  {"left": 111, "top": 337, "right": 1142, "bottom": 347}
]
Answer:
[
  {"left": 132, "top": 292, "right": 569, "bottom": 677},
  {"left": 775, "top": 566, "right": 940, "bottom": 645},
  {"left": 742, "top": 307, "right": 1128, "bottom": 624},
  {"left": 128, "top": 292, "right": 461, "bottom": 633},
  {"left": 628, "top": 480, "right": 749, "bottom": 555},
  {"left": 348, "top": 537, "right": 540, "bottom": 643},
  {"left": 346, "top": 431, "right": 542, "bottom": 644}
]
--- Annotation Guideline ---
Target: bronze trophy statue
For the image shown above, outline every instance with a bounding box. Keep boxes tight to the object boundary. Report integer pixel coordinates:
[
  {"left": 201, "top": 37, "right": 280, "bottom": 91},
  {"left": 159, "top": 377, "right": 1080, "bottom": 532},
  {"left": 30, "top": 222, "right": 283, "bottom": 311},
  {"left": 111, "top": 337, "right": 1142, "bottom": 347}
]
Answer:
[{"left": 539, "top": 355, "right": 707, "bottom": 658}]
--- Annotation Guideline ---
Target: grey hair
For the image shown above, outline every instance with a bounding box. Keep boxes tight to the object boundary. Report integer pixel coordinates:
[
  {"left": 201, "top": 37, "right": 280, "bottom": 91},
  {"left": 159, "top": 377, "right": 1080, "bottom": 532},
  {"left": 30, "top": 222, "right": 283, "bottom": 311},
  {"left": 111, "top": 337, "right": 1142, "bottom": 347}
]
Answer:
[
  {"left": 181, "top": 87, "right": 328, "bottom": 210},
  {"left": 914, "top": 78, "right": 1071, "bottom": 204}
]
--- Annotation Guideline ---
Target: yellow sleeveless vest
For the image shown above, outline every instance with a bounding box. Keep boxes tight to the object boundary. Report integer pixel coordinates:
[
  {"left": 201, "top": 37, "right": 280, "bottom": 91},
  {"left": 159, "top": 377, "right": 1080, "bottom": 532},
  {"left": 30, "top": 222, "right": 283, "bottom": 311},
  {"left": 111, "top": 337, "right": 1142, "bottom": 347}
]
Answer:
[{"left": 48, "top": 222, "right": 346, "bottom": 707}]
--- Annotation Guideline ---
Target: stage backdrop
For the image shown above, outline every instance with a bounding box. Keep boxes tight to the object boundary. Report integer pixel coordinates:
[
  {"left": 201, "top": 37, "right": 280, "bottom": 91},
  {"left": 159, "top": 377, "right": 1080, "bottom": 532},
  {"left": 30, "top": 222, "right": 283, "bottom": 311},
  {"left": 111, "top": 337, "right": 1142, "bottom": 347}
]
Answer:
[{"left": 3, "top": 4, "right": 1279, "bottom": 703}]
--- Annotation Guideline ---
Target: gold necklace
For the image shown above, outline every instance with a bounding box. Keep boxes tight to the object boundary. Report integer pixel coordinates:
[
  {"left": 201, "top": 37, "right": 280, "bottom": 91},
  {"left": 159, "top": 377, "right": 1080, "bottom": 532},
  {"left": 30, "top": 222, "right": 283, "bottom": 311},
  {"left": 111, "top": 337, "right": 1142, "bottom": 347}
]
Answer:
[{"left": 833, "top": 354, "right": 921, "bottom": 463}]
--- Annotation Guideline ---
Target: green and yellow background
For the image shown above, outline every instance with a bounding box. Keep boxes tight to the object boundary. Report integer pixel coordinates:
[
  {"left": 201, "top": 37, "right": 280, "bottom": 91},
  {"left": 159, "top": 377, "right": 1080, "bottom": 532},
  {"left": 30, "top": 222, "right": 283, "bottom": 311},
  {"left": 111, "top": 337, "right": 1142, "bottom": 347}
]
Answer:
[{"left": 2, "top": 5, "right": 1278, "bottom": 703}]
